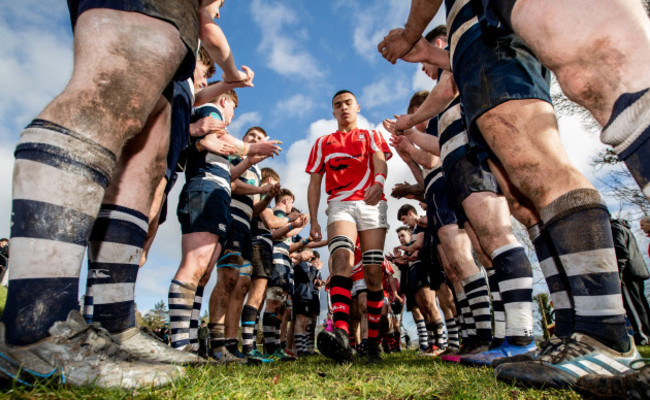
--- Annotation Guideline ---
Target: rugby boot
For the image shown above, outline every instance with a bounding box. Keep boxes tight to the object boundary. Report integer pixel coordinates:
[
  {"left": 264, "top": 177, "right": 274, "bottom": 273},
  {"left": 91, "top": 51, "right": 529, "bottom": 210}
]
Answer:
[
  {"left": 17, "top": 310, "right": 183, "bottom": 388},
  {"left": 246, "top": 349, "right": 273, "bottom": 363},
  {"left": 574, "top": 360, "right": 650, "bottom": 400},
  {"left": 317, "top": 328, "right": 353, "bottom": 364},
  {"left": 113, "top": 326, "right": 205, "bottom": 365},
  {"left": 495, "top": 333, "right": 640, "bottom": 389},
  {"left": 211, "top": 348, "right": 247, "bottom": 365},
  {"left": 366, "top": 340, "right": 382, "bottom": 364},
  {"left": 460, "top": 339, "right": 537, "bottom": 367},
  {"left": 491, "top": 336, "right": 561, "bottom": 368}
]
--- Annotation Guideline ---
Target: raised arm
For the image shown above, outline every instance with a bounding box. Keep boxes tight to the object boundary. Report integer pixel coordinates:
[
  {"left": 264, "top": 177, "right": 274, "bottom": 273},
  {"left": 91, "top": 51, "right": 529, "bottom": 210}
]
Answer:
[
  {"left": 395, "top": 71, "right": 458, "bottom": 132},
  {"left": 199, "top": 3, "right": 247, "bottom": 83},
  {"left": 377, "top": 0, "right": 444, "bottom": 64}
]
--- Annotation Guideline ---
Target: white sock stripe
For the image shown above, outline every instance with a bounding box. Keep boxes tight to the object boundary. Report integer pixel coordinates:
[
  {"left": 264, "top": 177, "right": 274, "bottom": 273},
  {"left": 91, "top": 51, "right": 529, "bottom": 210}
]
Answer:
[
  {"left": 97, "top": 209, "right": 149, "bottom": 232},
  {"left": 88, "top": 242, "right": 144, "bottom": 264},
  {"left": 9, "top": 238, "right": 85, "bottom": 279},
  {"left": 169, "top": 298, "right": 195, "bottom": 306},
  {"left": 92, "top": 283, "right": 135, "bottom": 304},
  {"left": 169, "top": 309, "right": 194, "bottom": 316},
  {"left": 574, "top": 295, "right": 626, "bottom": 316},
  {"left": 550, "top": 291, "right": 572, "bottom": 309},
  {"left": 475, "top": 321, "right": 492, "bottom": 329},
  {"left": 559, "top": 249, "right": 618, "bottom": 276},
  {"left": 498, "top": 277, "right": 534, "bottom": 293},
  {"left": 491, "top": 243, "right": 524, "bottom": 260},
  {"left": 13, "top": 159, "right": 105, "bottom": 217},
  {"left": 539, "top": 258, "right": 561, "bottom": 278},
  {"left": 601, "top": 88, "right": 650, "bottom": 151}
]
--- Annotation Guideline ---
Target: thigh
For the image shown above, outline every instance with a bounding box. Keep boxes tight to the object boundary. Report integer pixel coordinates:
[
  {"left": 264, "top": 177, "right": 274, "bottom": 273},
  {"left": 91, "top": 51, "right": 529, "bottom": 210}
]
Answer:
[{"left": 41, "top": 9, "right": 187, "bottom": 152}]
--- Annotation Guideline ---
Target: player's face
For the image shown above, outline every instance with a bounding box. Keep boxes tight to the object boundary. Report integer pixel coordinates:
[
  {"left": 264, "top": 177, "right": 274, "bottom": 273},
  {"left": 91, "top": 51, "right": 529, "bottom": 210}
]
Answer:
[
  {"left": 400, "top": 212, "right": 417, "bottom": 228},
  {"left": 243, "top": 129, "right": 266, "bottom": 144},
  {"left": 421, "top": 62, "right": 438, "bottom": 80},
  {"left": 193, "top": 62, "right": 209, "bottom": 90},
  {"left": 397, "top": 230, "right": 411, "bottom": 245},
  {"left": 332, "top": 93, "right": 360, "bottom": 126},
  {"left": 221, "top": 98, "right": 236, "bottom": 125}
]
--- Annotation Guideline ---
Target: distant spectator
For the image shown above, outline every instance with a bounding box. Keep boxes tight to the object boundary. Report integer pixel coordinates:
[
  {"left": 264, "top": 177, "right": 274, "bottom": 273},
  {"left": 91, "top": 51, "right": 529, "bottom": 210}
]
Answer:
[
  {"left": 641, "top": 216, "right": 650, "bottom": 258},
  {"left": 198, "top": 320, "right": 210, "bottom": 357},
  {"left": 611, "top": 218, "right": 650, "bottom": 345}
]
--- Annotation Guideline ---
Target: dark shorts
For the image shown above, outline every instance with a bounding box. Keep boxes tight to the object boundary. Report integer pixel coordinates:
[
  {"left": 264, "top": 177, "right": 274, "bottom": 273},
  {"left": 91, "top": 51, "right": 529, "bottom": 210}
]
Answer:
[
  {"left": 446, "top": 149, "right": 500, "bottom": 226},
  {"left": 429, "top": 262, "right": 447, "bottom": 292},
  {"left": 310, "top": 297, "right": 321, "bottom": 316},
  {"left": 165, "top": 80, "right": 193, "bottom": 186},
  {"left": 294, "top": 301, "right": 313, "bottom": 317},
  {"left": 425, "top": 168, "right": 458, "bottom": 233},
  {"left": 268, "top": 264, "right": 291, "bottom": 292},
  {"left": 408, "top": 262, "right": 431, "bottom": 294},
  {"left": 453, "top": 32, "right": 552, "bottom": 150},
  {"left": 177, "top": 188, "right": 231, "bottom": 238},
  {"left": 224, "top": 221, "right": 253, "bottom": 263},
  {"left": 251, "top": 237, "right": 273, "bottom": 280},
  {"left": 67, "top": 0, "right": 199, "bottom": 81},
  {"left": 480, "top": 0, "right": 517, "bottom": 31}
]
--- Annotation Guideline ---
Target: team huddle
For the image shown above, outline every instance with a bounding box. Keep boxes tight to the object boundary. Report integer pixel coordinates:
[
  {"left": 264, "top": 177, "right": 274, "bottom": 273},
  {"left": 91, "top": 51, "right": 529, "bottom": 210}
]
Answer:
[{"left": 1, "top": 0, "right": 649, "bottom": 399}]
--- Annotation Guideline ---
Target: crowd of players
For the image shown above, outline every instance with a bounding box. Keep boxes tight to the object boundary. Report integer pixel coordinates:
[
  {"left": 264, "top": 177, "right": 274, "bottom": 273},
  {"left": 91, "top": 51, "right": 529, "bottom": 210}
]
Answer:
[{"left": 1, "top": 0, "right": 649, "bottom": 399}]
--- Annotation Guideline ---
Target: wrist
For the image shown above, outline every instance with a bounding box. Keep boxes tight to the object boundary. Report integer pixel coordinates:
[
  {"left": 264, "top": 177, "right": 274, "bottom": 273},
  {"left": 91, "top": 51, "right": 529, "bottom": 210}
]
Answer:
[
  {"left": 287, "top": 224, "right": 293, "bottom": 231},
  {"left": 402, "top": 24, "right": 421, "bottom": 45},
  {"left": 374, "top": 173, "right": 386, "bottom": 189}
]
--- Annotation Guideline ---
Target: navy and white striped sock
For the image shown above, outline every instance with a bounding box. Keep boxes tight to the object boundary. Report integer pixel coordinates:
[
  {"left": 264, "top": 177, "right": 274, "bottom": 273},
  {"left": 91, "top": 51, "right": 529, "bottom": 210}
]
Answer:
[
  {"left": 209, "top": 323, "right": 226, "bottom": 354},
  {"left": 457, "top": 290, "right": 475, "bottom": 341},
  {"left": 541, "top": 189, "right": 629, "bottom": 351},
  {"left": 462, "top": 272, "right": 493, "bottom": 345},
  {"left": 426, "top": 321, "right": 435, "bottom": 348},
  {"left": 241, "top": 305, "right": 258, "bottom": 354},
  {"left": 263, "top": 312, "right": 279, "bottom": 354},
  {"left": 86, "top": 204, "right": 148, "bottom": 333},
  {"left": 487, "top": 269, "right": 506, "bottom": 342},
  {"left": 446, "top": 318, "right": 460, "bottom": 351},
  {"left": 528, "top": 223, "right": 574, "bottom": 337},
  {"left": 296, "top": 333, "right": 306, "bottom": 354},
  {"left": 306, "top": 321, "right": 316, "bottom": 352},
  {"left": 416, "top": 318, "right": 428, "bottom": 349},
  {"left": 168, "top": 279, "right": 197, "bottom": 349},
  {"left": 3, "top": 120, "right": 116, "bottom": 345},
  {"left": 189, "top": 285, "right": 204, "bottom": 351}
]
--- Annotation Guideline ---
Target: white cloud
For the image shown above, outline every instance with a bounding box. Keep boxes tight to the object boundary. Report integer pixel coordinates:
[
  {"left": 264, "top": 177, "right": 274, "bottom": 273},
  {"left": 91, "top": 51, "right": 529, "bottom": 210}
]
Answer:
[
  {"left": 274, "top": 94, "right": 316, "bottom": 118},
  {"left": 250, "top": 0, "right": 323, "bottom": 80},
  {"left": 360, "top": 75, "right": 411, "bottom": 110},
  {"left": 227, "top": 111, "right": 262, "bottom": 138},
  {"left": 338, "top": 0, "right": 447, "bottom": 63}
]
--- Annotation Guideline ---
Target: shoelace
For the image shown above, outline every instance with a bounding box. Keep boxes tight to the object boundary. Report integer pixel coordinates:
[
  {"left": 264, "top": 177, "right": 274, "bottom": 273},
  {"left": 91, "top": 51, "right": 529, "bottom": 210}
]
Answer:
[{"left": 630, "top": 358, "right": 650, "bottom": 370}]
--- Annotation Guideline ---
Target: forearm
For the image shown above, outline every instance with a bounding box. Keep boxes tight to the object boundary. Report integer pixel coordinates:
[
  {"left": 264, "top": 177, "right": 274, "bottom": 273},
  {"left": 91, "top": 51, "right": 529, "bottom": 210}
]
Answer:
[
  {"left": 232, "top": 180, "right": 263, "bottom": 195},
  {"left": 199, "top": 12, "right": 240, "bottom": 81},
  {"left": 405, "top": 158, "right": 425, "bottom": 189},
  {"left": 307, "top": 174, "right": 322, "bottom": 226},
  {"left": 408, "top": 146, "right": 437, "bottom": 170},
  {"left": 253, "top": 196, "right": 273, "bottom": 216},
  {"left": 229, "top": 158, "right": 251, "bottom": 180},
  {"left": 403, "top": 0, "right": 444, "bottom": 43},
  {"left": 195, "top": 81, "right": 239, "bottom": 107},
  {"left": 407, "top": 130, "right": 440, "bottom": 156}
]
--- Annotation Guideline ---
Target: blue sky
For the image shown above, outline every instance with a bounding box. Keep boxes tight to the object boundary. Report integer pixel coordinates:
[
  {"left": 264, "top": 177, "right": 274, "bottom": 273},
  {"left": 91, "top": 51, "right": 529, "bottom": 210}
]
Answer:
[{"left": 0, "top": 1, "right": 648, "bottom": 337}]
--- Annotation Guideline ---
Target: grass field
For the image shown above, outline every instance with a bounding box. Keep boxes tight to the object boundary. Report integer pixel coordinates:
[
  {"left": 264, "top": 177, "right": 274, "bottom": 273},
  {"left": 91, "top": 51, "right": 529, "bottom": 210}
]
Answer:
[{"left": 2, "top": 347, "right": 634, "bottom": 400}]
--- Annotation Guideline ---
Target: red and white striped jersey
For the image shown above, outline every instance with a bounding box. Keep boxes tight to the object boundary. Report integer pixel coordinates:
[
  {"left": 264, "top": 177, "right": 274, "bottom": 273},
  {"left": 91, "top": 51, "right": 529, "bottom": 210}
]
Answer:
[{"left": 305, "top": 128, "right": 392, "bottom": 202}]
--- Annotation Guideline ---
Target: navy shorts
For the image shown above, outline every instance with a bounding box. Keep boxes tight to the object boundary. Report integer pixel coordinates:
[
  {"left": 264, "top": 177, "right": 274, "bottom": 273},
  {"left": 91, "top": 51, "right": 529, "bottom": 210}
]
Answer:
[
  {"left": 268, "top": 264, "right": 290, "bottom": 292},
  {"left": 165, "top": 81, "right": 193, "bottom": 187},
  {"left": 425, "top": 168, "right": 458, "bottom": 233},
  {"left": 294, "top": 301, "right": 313, "bottom": 317},
  {"left": 177, "top": 188, "right": 231, "bottom": 238},
  {"left": 224, "top": 221, "right": 253, "bottom": 263},
  {"left": 67, "top": 0, "right": 199, "bottom": 81},
  {"left": 453, "top": 32, "right": 552, "bottom": 150},
  {"left": 251, "top": 237, "right": 273, "bottom": 280},
  {"left": 408, "top": 262, "right": 431, "bottom": 294},
  {"left": 310, "top": 297, "right": 321, "bottom": 315}
]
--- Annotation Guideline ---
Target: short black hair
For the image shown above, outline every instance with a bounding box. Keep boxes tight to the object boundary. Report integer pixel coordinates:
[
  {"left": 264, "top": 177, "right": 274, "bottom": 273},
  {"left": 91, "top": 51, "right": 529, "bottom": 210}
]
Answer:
[
  {"left": 397, "top": 204, "right": 417, "bottom": 220},
  {"left": 313, "top": 250, "right": 320, "bottom": 259},
  {"left": 396, "top": 225, "right": 412, "bottom": 234},
  {"left": 425, "top": 25, "right": 447, "bottom": 43},
  {"left": 332, "top": 90, "right": 356, "bottom": 103}
]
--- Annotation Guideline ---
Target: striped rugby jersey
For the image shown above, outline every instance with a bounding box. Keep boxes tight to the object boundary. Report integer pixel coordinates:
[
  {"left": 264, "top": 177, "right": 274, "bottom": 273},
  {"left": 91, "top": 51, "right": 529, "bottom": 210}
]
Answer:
[
  {"left": 229, "top": 156, "right": 261, "bottom": 230},
  {"left": 183, "top": 103, "right": 231, "bottom": 196},
  {"left": 446, "top": 0, "right": 484, "bottom": 70}
]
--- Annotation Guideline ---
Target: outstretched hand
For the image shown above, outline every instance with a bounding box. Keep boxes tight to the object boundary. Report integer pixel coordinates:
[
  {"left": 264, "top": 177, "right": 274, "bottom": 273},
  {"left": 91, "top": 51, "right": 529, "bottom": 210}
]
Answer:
[
  {"left": 228, "top": 65, "right": 255, "bottom": 88},
  {"left": 249, "top": 140, "right": 282, "bottom": 157}
]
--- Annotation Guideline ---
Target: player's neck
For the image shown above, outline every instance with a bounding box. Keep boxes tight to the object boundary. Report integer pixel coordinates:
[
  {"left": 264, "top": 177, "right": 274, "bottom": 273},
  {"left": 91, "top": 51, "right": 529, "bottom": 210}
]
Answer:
[{"left": 337, "top": 122, "right": 357, "bottom": 133}]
